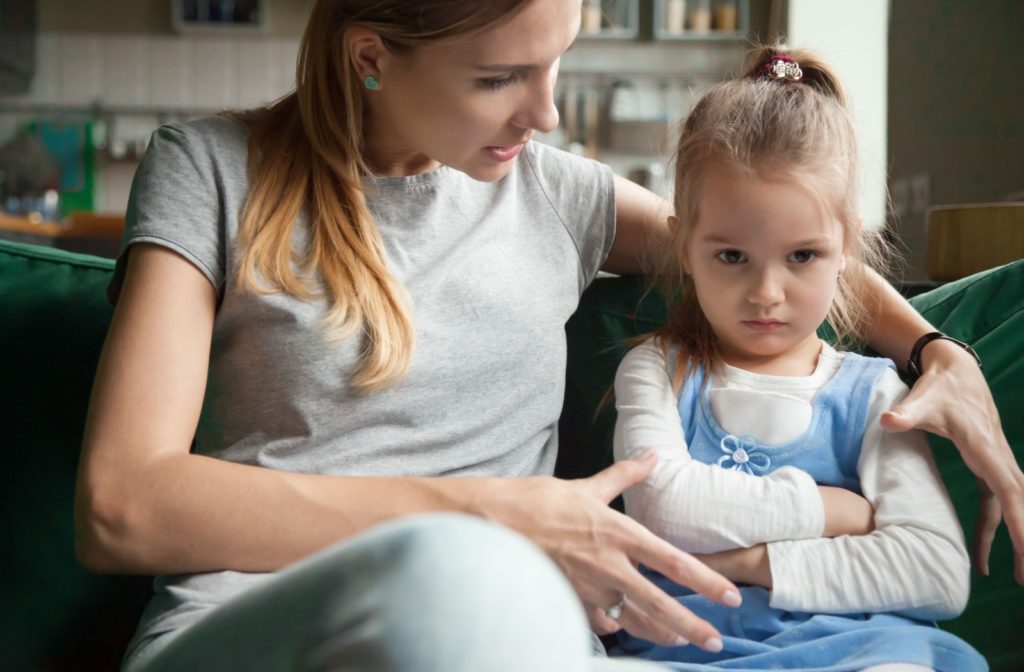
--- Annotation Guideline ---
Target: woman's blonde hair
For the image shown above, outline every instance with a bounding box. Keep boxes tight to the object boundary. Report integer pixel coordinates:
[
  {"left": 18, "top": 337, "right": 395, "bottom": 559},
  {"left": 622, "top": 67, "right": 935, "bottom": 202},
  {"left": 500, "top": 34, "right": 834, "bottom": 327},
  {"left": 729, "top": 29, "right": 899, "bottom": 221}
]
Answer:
[
  {"left": 652, "top": 45, "right": 892, "bottom": 387},
  {"left": 229, "top": 0, "right": 530, "bottom": 391}
]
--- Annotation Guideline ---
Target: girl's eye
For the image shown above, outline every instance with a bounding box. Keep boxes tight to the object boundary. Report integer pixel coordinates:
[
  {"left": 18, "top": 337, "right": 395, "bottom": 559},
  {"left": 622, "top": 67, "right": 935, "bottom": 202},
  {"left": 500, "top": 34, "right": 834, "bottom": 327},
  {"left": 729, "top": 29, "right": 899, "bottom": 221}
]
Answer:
[
  {"left": 717, "top": 250, "right": 746, "bottom": 264},
  {"left": 480, "top": 73, "right": 519, "bottom": 90},
  {"left": 788, "top": 250, "right": 817, "bottom": 263}
]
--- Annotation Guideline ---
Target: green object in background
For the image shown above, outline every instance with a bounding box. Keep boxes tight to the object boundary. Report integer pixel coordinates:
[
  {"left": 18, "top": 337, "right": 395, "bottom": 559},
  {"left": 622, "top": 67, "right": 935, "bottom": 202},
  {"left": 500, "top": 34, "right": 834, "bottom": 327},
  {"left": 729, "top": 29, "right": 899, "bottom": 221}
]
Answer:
[
  {"left": 0, "top": 240, "right": 147, "bottom": 672},
  {"left": 29, "top": 119, "right": 96, "bottom": 217}
]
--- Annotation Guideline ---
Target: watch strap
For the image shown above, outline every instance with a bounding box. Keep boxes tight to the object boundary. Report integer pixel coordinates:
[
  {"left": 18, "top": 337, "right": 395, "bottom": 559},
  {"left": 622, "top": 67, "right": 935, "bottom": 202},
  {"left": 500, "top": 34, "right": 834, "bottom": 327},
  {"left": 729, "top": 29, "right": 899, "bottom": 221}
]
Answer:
[{"left": 907, "top": 331, "right": 982, "bottom": 378}]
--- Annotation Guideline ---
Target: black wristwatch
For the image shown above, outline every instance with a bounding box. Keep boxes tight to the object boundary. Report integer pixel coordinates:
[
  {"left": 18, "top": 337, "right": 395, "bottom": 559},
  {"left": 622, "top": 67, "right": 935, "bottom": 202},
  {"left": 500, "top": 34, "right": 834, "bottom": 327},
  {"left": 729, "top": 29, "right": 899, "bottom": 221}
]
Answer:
[{"left": 906, "top": 331, "right": 982, "bottom": 378}]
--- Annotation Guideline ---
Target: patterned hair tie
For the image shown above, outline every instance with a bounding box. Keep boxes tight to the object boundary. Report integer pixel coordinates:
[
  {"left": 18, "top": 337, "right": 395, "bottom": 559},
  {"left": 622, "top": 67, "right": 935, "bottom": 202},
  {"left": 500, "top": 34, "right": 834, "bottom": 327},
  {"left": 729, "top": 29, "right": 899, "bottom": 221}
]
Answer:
[{"left": 759, "top": 55, "right": 803, "bottom": 82}]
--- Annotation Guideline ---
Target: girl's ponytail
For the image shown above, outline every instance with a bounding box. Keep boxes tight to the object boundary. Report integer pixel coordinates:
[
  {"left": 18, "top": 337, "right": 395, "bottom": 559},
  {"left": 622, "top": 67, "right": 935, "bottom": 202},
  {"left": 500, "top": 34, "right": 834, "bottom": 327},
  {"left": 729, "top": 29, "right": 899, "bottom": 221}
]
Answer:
[{"left": 742, "top": 45, "right": 848, "bottom": 108}]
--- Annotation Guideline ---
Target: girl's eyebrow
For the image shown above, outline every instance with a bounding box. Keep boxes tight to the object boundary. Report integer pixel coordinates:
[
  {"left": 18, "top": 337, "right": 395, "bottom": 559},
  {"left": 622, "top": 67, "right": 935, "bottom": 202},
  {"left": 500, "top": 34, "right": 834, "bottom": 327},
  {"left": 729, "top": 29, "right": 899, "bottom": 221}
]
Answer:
[
  {"left": 697, "top": 234, "right": 738, "bottom": 245},
  {"left": 790, "top": 236, "right": 833, "bottom": 247}
]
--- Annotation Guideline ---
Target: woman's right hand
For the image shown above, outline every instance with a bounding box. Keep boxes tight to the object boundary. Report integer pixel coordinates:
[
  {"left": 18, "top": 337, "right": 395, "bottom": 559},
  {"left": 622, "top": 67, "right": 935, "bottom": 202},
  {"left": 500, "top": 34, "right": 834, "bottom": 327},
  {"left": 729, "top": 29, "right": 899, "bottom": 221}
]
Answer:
[{"left": 477, "top": 450, "right": 740, "bottom": 652}]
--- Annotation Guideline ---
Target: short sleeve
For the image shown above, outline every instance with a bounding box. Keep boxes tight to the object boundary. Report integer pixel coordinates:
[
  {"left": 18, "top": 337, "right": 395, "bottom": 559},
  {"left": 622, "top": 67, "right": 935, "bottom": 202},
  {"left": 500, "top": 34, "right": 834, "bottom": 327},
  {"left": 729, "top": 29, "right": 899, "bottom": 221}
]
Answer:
[
  {"left": 521, "top": 141, "right": 615, "bottom": 290},
  {"left": 108, "top": 118, "right": 245, "bottom": 304}
]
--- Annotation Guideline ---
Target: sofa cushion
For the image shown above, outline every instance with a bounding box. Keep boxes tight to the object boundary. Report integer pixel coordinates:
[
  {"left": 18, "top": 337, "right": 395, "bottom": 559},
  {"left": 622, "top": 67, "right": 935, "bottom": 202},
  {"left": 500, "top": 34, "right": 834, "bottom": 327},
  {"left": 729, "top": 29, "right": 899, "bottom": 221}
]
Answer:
[
  {"left": 0, "top": 240, "right": 150, "bottom": 671},
  {"left": 906, "top": 259, "right": 1024, "bottom": 670}
]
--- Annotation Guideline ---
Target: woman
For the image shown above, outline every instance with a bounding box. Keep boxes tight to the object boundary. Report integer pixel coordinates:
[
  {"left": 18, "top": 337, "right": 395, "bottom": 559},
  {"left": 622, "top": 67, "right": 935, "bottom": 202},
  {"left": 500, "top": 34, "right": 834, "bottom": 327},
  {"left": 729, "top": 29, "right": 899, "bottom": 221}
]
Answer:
[{"left": 74, "top": 1, "right": 1022, "bottom": 670}]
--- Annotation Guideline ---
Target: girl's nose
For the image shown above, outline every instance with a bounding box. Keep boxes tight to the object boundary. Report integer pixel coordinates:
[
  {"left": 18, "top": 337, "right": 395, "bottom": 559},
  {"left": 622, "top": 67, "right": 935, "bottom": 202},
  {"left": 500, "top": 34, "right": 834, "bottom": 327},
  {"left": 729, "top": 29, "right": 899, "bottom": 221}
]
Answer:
[{"left": 747, "top": 268, "right": 785, "bottom": 306}]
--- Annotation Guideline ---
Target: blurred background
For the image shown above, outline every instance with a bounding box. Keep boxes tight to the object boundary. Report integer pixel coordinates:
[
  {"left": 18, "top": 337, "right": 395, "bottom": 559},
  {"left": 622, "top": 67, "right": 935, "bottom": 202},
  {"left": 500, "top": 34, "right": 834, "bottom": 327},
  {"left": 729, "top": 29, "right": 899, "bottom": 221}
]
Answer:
[{"left": 1, "top": 0, "right": 1021, "bottom": 280}]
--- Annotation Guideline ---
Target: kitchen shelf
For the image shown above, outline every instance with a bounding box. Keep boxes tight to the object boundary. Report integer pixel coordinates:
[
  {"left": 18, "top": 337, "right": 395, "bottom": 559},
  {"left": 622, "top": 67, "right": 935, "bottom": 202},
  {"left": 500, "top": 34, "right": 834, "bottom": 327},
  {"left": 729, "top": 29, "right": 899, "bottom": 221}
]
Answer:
[
  {"left": 578, "top": 0, "right": 641, "bottom": 40},
  {"left": 652, "top": 0, "right": 749, "bottom": 41},
  {"left": 172, "top": 0, "right": 268, "bottom": 35}
]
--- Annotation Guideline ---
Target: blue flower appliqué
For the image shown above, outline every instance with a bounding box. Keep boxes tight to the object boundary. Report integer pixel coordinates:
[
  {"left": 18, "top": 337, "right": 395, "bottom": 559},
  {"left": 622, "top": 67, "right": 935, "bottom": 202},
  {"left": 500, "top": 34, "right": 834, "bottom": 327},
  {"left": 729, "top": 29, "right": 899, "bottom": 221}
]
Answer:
[{"left": 716, "top": 434, "right": 771, "bottom": 475}]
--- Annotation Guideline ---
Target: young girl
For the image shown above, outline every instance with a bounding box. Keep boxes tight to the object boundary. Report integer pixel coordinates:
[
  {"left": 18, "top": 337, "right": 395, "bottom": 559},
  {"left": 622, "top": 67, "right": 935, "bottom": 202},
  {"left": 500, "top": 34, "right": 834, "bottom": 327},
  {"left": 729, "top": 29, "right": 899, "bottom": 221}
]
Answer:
[{"left": 610, "top": 47, "right": 987, "bottom": 671}]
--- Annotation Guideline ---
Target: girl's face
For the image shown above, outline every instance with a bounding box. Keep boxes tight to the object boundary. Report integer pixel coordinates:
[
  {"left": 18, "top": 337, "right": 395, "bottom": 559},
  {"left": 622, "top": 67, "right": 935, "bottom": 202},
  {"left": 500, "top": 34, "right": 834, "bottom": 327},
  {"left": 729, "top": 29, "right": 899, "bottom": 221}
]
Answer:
[
  {"left": 364, "top": 0, "right": 581, "bottom": 180},
  {"left": 684, "top": 166, "right": 849, "bottom": 376}
]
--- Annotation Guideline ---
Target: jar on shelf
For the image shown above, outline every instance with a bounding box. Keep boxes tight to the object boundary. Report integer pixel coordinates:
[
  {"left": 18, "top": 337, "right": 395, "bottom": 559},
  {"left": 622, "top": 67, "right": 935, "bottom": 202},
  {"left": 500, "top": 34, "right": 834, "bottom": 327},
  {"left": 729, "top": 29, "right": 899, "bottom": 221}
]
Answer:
[
  {"left": 581, "top": 0, "right": 602, "bottom": 34},
  {"left": 664, "top": 0, "right": 686, "bottom": 35},
  {"left": 713, "top": 0, "right": 738, "bottom": 31},
  {"left": 689, "top": 0, "right": 711, "bottom": 34}
]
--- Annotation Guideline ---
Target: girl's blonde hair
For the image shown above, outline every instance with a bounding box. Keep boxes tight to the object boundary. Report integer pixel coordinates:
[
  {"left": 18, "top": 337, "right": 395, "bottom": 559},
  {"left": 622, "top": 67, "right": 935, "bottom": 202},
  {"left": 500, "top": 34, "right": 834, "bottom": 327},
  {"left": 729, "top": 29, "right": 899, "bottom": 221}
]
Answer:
[
  {"left": 652, "top": 45, "right": 892, "bottom": 387},
  {"left": 228, "top": 0, "right": 530, "bottom": 392}
]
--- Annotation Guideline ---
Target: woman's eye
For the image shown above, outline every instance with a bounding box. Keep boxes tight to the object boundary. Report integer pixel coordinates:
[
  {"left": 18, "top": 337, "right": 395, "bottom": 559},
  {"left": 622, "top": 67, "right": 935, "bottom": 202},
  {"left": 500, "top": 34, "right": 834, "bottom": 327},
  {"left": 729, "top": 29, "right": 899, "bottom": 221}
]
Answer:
[
  {"left": 480, "top": 73, "right": 519, "bottom": 90},
  {"left": 788, "top": 250, "right": 817, "bottom": 263},
  {"left": 717, "top": 250, "right": 746, "bottom": 264}
]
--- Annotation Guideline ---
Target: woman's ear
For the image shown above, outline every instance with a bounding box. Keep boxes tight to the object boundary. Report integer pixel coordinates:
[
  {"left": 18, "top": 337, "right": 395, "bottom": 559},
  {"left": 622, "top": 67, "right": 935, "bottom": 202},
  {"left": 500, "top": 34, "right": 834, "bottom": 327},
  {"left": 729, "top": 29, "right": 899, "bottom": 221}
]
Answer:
[{"left": 346, "top": 25, "right": 388, "bottom": 87}]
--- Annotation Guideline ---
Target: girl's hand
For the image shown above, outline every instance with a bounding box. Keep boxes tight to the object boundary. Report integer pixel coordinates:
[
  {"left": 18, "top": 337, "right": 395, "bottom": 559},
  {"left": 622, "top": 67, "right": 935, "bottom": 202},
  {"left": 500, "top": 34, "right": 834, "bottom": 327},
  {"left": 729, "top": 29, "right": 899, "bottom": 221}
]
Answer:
[
  {"left": 819, "top": 485, "right": 875, "bottom": 537},
  {"left": 478, "top": 451, "right": 741, "bottom": 652},
  {"left": 692, "top": 544, "right": 772, "bottom": 589},
  {"left": 880, "top": 339, "right": 1024, "bottom": 584}
]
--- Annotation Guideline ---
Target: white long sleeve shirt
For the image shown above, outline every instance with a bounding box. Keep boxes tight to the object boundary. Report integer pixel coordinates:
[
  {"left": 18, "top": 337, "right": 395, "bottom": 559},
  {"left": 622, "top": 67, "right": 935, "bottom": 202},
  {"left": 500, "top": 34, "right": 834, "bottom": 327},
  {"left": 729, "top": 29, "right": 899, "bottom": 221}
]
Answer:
[{"left": 613, "top": 339, "right": 970, "bottom": 620}]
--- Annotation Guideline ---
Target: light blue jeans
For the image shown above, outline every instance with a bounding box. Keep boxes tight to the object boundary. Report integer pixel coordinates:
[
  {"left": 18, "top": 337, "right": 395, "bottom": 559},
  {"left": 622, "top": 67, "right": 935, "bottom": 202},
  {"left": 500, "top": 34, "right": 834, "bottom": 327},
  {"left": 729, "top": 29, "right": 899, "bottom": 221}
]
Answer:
[{"left": 122, "top": 513, "right": 665, "bottom": 672}]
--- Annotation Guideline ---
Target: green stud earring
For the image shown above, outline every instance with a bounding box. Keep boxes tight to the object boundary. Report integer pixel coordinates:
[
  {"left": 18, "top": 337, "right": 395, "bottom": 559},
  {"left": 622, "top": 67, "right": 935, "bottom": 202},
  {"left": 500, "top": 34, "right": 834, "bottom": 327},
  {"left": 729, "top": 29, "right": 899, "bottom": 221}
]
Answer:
[{"left": 364, "top": 75, "right": 379, "bottom": 90}]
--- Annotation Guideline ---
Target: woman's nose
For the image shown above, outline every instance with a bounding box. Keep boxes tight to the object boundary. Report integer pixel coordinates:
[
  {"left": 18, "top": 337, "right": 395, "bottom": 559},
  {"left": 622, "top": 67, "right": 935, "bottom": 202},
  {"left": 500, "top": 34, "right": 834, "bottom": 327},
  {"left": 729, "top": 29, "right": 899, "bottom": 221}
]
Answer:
[{"left": 515, "top": 65, "right": 560, "bottom": 134}]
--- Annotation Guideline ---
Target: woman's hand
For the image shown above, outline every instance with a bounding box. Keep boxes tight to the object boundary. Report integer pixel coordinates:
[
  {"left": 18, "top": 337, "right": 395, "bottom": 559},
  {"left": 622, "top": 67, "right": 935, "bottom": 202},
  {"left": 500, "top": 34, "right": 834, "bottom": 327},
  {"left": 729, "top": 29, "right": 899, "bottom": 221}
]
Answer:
[
  {"left": 477, "top": 451, "right": 741, "bottom": 652},
  {"left": 881, "top": 339, "right": 1024, "bottom": 584}
]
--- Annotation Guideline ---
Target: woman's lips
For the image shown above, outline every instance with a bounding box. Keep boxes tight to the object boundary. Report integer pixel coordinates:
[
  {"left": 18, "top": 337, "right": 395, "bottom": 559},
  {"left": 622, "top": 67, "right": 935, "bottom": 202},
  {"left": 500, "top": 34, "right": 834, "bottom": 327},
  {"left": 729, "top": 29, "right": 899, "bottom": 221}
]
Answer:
[
  {"left": 484, "top": 143, "right": 525, "bottom": 162},
  {"left": 743, "top": 320, "right": 785, "bottom": 332}
]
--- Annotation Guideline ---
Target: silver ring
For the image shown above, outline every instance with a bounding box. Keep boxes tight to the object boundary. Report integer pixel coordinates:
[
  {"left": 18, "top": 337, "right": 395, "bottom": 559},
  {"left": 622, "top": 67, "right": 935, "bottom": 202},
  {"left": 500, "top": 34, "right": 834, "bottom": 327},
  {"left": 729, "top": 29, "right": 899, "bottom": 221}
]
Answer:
[{"left": 604, "top": 594, "right": 628, "bottom": 621}]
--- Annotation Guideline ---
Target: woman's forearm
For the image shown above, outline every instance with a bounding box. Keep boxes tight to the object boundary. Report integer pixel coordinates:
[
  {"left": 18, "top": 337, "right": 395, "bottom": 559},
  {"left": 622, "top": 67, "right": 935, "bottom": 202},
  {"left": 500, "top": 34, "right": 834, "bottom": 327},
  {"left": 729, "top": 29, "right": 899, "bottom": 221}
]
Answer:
[
  {"left": 75, "top": 450, "right": 497, "bottom": 574},
  {"left": 861, "top": 264, "right": 933, "bottom": 365}
]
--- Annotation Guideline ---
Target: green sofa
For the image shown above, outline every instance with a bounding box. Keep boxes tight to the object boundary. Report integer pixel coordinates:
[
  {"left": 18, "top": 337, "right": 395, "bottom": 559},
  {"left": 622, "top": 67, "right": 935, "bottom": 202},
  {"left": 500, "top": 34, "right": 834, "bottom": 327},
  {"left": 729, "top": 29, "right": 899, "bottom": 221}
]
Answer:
[{"left": 2, "top": 238, "right": 1022, "bottom": 671}]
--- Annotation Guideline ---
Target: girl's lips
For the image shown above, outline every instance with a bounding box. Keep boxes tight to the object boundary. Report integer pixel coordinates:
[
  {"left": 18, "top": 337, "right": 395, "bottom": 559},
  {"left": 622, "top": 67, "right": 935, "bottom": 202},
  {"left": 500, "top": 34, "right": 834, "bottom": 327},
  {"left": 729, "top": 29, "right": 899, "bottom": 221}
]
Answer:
[
  {"left": 484, "top": 143, "right": 525, "bottom": 162},
  {"left": 743, "top": 320, "right": 785, "bottom": 332}
]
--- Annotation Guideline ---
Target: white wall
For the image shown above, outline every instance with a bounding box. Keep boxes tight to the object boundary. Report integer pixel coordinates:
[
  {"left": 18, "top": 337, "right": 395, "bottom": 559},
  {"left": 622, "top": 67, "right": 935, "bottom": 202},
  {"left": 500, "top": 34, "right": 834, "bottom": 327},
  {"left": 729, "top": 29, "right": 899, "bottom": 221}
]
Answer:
[{"left": 786, "top": 0, "right": 889, "bottom": 230}]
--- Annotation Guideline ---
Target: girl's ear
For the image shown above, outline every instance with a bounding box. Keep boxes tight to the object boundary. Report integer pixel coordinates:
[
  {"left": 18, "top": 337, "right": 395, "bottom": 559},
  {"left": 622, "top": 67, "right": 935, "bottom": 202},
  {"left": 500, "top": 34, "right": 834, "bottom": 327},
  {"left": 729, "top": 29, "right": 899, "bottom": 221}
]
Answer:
[{"left": 839, "top": 217, "right": 862, "bottom": 275}]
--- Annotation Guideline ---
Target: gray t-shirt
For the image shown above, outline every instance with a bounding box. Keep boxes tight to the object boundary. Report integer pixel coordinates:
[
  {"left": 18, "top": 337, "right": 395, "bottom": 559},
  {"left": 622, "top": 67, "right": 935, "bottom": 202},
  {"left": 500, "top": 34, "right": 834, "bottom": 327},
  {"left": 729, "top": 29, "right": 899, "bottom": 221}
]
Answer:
[{"left": 112, "top": 116, "right": 615, "bottom": 644}]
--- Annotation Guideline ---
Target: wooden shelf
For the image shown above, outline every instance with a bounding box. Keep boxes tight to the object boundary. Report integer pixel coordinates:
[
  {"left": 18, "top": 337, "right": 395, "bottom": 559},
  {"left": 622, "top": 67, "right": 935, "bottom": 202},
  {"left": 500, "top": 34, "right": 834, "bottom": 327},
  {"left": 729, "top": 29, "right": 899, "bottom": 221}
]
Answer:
[{"left": 0, "top": 212, "right": 124, "bottom": 239}]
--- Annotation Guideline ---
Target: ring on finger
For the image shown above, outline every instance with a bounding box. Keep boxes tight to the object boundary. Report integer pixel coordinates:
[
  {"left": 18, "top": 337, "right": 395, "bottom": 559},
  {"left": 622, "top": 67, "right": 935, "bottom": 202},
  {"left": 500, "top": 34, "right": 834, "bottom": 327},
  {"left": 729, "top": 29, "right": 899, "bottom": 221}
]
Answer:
[{"left": 604, "top": 593, "right": 628, "bottom": 621}]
